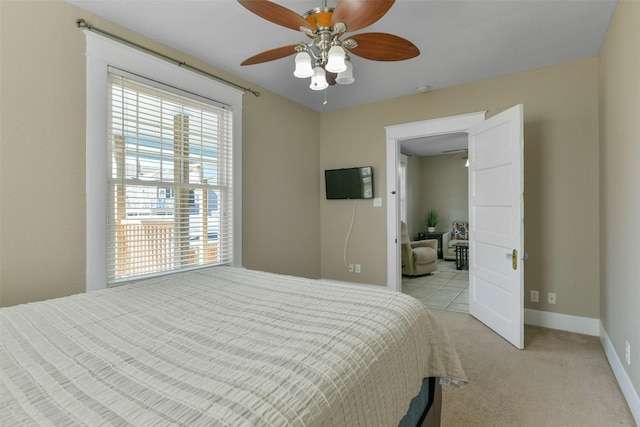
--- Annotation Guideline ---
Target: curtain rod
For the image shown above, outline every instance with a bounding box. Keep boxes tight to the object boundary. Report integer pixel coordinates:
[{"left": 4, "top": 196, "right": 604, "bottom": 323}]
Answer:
[{"left": 76, "top": 19, "right": 260, "bottom": 97}]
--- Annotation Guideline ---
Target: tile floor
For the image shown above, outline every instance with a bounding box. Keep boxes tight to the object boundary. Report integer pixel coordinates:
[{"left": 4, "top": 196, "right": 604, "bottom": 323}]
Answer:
[{"left": 402, "top": 260, "right": 469, "bottom": 313}]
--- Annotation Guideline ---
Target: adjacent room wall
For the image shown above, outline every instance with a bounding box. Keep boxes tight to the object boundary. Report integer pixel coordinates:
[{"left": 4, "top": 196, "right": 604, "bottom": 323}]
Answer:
[
  {"left": 321, "top": 58, "right": 600, "bottom": 320},
  {"left": 598, "top": 0, "right": 640, "bottom": 407},
  {"left": 0, "top": 0, "right": 321, "bottom": 306},
  {"left": 402, "top": 154, "right": 468, "bottom": 240},
  {"left": 419, "top": 155, "right": 469, "bottom": 234}
]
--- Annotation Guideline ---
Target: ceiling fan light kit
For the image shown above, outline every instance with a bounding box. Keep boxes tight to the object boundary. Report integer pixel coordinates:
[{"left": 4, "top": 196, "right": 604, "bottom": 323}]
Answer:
[
  {"left": 335, "top": 58, "right": 355, "bottom": 85},
  {"left": 239, "top": 0, "right": 419, "bottom": 98},
  {"left": 325, "top": 45, "right": 347, "bottom": 73},
  {"left": 311, "top": 66, "right": 329, "bottom": 90},
  {"left": 293, "top": 52, "right": 314, "bottom": 78},
  {"left": 294, "top": 6, "right": 354, "bottom": 90}
]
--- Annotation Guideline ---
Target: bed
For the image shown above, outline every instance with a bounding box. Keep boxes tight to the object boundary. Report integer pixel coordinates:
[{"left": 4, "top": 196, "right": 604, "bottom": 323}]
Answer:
[{"left": 1, "top": 267, "right": 466, "bottom": 426}]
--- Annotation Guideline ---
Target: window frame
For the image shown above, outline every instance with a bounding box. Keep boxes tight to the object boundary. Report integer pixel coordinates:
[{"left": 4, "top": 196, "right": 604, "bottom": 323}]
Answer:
[{"left": 85, "top": 31, "right": 243, "bottom": 292}]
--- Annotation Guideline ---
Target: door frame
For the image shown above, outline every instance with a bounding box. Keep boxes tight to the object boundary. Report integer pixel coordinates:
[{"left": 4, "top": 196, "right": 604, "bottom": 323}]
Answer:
[{"left": 385, "top": 112, "right": 486, "bottom": 291}]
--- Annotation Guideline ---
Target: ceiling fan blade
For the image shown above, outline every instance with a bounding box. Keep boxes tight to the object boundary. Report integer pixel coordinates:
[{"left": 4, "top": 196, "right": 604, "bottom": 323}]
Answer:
[
  {"left": 332, "top": 0, "right": 395, "bottom": 33},
  {"left": 238, "top": 0, "right": 312, "bottom": 31},
  {"left": 241, "top": 44, "right": 299, "bottom": 66},
  {"left": 346, "top": 32, "right": 419, "bottom": 61}
]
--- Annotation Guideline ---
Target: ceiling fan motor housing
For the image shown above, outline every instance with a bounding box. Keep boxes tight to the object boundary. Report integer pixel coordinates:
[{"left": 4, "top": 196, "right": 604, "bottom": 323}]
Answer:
[{"left": 303, "top": 7, "right": 342, "bottom": 65}]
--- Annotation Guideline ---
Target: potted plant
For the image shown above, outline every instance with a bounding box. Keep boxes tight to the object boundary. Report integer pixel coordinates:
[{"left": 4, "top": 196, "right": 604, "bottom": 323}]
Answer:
[{"left": 426, "top": 209, "right": 439, "bottom": 232}]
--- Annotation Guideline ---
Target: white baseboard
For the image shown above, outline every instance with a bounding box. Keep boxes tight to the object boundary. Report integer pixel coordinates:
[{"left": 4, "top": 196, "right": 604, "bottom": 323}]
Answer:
[
  {"left": 524, "top": 308, "right": 600, "bottom": 336},
  {"left": 600, "top": 323, "right": 640, "bottom": 425}
]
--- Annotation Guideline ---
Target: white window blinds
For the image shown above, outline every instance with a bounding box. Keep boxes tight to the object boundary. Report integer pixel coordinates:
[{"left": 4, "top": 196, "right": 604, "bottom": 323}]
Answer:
[{"left": 108, "top": 72, "right": 233, "bottom": 284}]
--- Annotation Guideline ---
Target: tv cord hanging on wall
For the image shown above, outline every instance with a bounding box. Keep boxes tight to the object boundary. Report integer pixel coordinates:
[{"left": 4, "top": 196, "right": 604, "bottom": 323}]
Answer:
[{"left": 343, "top": 200, "right": 358, "bottom": 271}]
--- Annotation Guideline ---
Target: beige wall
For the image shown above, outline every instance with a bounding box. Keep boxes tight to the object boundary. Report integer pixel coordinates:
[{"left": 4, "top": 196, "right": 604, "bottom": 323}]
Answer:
[
  {"left": 319, "top": 109, "right": 387, "bottom": 284},
  {"left": 242, "top": 90, "right": 320, "bottom": 278},
  {"left": 418, "top": 155, "right": 469, "bottom": 234},
  {"left": 598, "top": 0, "right": 640, "bottom": 400},
  {"left": 403, "top": 154, "right": 469, "bottom": 239},
  {"left": 321, "top": 58, "right": 601, "bottom": 320},
  {"left": 1, "top": 1, "right": 87, "bottom": 305},
  {"left": 0, "top": 0, "right": 321, "bottom": 306}
]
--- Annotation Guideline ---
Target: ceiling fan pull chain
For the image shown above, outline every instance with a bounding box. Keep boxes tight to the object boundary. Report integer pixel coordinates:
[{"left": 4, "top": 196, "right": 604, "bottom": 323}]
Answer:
[{"left": 323, "top": 88, "right": 328, "bottom": 105}]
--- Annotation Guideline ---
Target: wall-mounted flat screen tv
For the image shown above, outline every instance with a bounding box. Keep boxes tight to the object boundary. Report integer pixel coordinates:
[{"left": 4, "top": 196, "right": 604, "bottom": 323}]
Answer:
[{"left": 325, "top": 166, "right": 374, "bottom": 200}]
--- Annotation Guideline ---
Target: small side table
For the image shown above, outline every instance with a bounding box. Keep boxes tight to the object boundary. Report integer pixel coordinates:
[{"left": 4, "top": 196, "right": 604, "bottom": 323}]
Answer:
[
  {"left": 426, "top": 232, "right": 445, "bottom": 259},
  {"left": 455, "top": 242, "right": 469, "bottom": 270}
]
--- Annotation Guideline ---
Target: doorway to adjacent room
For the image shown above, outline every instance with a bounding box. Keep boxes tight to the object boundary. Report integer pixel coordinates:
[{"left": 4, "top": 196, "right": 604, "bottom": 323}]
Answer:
[{"left": 386, "top": 106, "right": 526, "bottom": 349}]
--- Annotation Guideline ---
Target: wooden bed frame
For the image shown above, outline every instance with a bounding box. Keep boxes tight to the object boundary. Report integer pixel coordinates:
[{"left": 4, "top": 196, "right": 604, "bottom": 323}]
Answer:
[{"left": 421, "top": 379, "right": 443, "bottom": 427}]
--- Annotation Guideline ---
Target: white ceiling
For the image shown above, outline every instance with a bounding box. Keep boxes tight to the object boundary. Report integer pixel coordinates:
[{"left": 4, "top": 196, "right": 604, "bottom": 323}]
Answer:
[
  {"left": 67, "top": 0, "right": 616, "bottom": 115},
  {"left": 401, "top": 132, "right": 468, "bottom": 157}
]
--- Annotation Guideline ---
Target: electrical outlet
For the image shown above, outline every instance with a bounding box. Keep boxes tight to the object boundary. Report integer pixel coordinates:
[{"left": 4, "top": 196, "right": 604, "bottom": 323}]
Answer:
[
  {"left": 548, "top": 292, "right": 556, "bottom": 304},
  {"left": 626, "top": 341, "right": 631, "bottom": 365},
  {"left": 373, "top": 198, "right": 382, "bottom": 207},
  {"left": 355, "top": 264, "right": 361, "bottom": 273},
  {"left": 530, "top": 290, "right": 539, "bottom": 302},
  {"left": 348, "top": 264, "right": 354, "bottom": 273}
]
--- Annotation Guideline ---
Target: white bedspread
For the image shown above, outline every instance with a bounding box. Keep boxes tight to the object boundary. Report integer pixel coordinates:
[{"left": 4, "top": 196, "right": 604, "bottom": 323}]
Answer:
[{"left": 1, "top": 267, "right": 466, "bottom": 426}]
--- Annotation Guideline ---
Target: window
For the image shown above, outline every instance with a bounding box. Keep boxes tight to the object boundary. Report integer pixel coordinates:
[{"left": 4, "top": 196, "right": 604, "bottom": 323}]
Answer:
[
  {"left": 107, "top": 72, "right": 233, "bottom": 283},
  {"left": 85, "top": 31, "right": 243, "bottom": 291},
  {"left": 400, "top": 154, "right": 408, "bottom": 222}
]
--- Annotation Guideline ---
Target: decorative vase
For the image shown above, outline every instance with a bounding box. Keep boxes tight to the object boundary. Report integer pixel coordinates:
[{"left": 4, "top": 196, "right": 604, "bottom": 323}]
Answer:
[{"left": 428, "top": 227, "right": 435, "bottom": 232}]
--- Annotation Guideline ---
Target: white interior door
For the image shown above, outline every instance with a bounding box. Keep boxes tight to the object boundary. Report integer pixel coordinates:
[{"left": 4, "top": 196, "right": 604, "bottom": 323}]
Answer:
[
  {"left": 386, "top": 112, "right": 486, "bottom": 291},
  {"left": 468, "top": 104, "right": 524, "bottom": 349}
]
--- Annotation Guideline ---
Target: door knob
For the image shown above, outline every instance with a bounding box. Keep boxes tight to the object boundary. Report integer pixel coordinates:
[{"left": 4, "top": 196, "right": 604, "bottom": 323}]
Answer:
[{"left": 506, "top": 249, "right": 518, "bottom": 270}]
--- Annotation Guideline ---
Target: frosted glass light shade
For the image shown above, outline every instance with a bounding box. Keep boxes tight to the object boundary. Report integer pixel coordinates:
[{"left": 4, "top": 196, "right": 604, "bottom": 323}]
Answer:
[
  {"left": 310, "top": 66, "right": 328, "bottom": 90},
  {"left": 325, "top": 45, "right": 347, "bottom": 73},
  {"left": 336, "top": 60, "right": 354, "bottom": 85},
  {"left": 293, "top": 52, "right": 313, "bottom": 78}
]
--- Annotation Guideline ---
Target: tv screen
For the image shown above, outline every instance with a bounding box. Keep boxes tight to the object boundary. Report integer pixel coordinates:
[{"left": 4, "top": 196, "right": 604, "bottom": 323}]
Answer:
[{"left": 325, "top": 166, "right": 374, "bottom": 200}]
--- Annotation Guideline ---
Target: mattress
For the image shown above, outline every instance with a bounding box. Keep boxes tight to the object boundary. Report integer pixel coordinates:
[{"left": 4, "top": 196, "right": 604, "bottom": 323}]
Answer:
[{"left": 1, "top": 267, "right": 466, "bottom": 426}]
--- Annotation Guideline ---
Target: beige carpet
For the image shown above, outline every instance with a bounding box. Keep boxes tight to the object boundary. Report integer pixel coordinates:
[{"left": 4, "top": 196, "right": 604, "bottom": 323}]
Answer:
[{"left": 431, "top": 310, "right": 636, "bottom": 427}]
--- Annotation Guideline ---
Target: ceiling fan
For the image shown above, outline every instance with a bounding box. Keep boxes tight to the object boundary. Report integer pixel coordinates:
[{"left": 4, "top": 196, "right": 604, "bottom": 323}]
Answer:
[
  {"left": 238, "top": 0, "right": 420, "bottom": 91},
  {"left": 441, "top": 148, "right": 470, "bottom": 166}
]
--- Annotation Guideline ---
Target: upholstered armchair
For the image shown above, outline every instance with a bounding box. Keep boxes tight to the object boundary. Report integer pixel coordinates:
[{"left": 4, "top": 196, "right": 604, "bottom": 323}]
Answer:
[
  {"left": 442, "top": 221, "right": 469, "bottom": 260},
  {"left": 401, "top": 221, "right": 438, "bottom": 276}
]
